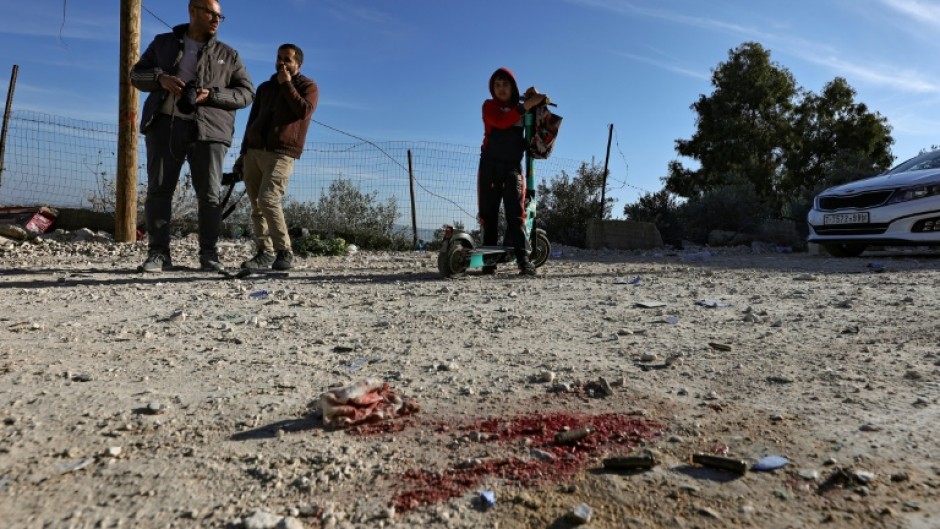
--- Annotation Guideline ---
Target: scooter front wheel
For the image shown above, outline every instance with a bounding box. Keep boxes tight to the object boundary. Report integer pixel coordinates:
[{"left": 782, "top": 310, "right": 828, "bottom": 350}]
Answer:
[
  {"left": 531, "top": 229, "right": 551, "bottom": 268},
  {"left": 438, "top": 239, "right": 471, "bottom": 277}
]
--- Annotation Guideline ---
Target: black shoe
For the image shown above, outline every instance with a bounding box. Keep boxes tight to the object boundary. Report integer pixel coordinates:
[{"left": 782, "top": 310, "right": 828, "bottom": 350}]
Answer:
[
  {"left": 481, "top": 265, "right": 497, "bottom": 275},
  {"left": 241, "top": 251, "right": 275, "bottom": 269},
  {"left": 519, "top": 261, "right": 537, "bottom": 276},
  {"left": 139, "top": 252, "right": 171, "bottom": 273},
  {"left": 272, "top": 249, "right": 294, "bottom": 271},
  {"left": 199, "top": 250, "right": 225, "bottom": 272}
]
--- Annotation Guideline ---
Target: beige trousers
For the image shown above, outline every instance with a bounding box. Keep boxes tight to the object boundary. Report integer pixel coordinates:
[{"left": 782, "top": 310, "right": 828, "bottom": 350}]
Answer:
[{"left": 242, "top": 149, "right": 295, "bottom": 253}]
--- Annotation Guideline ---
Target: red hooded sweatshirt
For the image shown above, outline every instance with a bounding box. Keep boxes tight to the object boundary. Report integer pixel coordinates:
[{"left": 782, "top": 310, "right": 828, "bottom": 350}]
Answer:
[{"left": 480, "top": 67, "right": 527, "bottom": 163}]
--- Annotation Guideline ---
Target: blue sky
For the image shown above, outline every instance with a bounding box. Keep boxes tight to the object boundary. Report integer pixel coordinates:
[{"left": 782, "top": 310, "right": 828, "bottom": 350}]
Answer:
[{"left": 1, "top": 0, "right": 940, "bottom": 215}]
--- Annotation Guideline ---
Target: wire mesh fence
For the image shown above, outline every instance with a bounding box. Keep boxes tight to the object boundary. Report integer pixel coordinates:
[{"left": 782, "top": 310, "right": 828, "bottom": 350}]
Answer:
[{"left": 0, "top": 110, "right": 586, "bottom": 241}]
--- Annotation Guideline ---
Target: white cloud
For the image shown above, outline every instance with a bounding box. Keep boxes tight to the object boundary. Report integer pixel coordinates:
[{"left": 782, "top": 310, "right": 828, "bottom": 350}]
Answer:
[
  {"left": 615, "top": 51, "right": 709, "bottom": 81},
  {"left": 568, "top": 0, "right": 940, "bottom": 95},
  {"left": 879, "top": 0, "right": 940, "bottom": 29}
]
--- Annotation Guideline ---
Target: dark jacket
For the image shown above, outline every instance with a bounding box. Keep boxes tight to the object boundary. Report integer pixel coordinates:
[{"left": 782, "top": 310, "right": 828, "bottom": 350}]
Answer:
[
  {"left": 240, "top": 73, "right": 319, "bottom": 159},
  {"left": 480, "top": 67, "right": 527, "bottom": 164},
  {"left": 131, "top": 24, "right": 254, "bottom": 146}
]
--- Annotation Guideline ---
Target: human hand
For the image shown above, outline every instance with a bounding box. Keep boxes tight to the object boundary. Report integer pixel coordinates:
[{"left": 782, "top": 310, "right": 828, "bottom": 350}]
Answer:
[
  {"left": 277, "top": 64, "right": 292, "bottom": 84},
  {"left": 523, "top": 93, "right": 547, "bottom": 111},
  {"left": 158, "top": 74, "right": 186, "bottom": 96},
  {"left": 195, "top": 88, "right": 210, "bottom": 103},
  {"left": 524, "top": 86, "right": 540, "bottom": 98}
]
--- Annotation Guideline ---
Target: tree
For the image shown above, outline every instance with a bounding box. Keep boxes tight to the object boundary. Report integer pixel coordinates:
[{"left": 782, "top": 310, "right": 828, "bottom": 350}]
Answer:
[
  {"left": 282, "top": 177, "right": 407, "bottom": 250},
  {"left": 783, "top": 77, "right": 894, "bottom": 202},
  {"left": 537, "top": 162, "right": 614, "bottom": 247},
  {"left": 666, "top": 42, "right": 797, "bottom": 209}
]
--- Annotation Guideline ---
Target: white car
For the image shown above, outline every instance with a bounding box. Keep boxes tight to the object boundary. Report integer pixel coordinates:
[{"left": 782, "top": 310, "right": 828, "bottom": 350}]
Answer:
[{"left": 807, "top": 149, "right": 940, "bottom": 257}]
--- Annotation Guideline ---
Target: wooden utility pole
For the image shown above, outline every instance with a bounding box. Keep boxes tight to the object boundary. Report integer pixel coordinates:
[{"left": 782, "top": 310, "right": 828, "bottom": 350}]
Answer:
[
  {"left": 0, "top": 64, "right": 18, "bottom": 193},
  {"left": 116, "top": 0, "right": 141, "bottom": 242}
]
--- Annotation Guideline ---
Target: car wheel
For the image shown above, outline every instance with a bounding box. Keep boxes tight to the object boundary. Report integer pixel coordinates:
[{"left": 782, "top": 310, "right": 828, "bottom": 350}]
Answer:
[{"left": 822, "top": 243, "right": 867, "bottom": 257}]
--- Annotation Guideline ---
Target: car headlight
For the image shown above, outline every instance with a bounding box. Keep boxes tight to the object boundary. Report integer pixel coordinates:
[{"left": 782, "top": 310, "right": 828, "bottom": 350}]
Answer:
[{"left": 887, "top": 183, "right": 940, "bottom": 204}]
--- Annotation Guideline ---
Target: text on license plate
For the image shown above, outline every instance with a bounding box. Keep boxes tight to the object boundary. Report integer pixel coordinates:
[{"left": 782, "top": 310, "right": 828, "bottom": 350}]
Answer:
[{"left": 824, "top": 212, "right": 869, "bottom": 225}]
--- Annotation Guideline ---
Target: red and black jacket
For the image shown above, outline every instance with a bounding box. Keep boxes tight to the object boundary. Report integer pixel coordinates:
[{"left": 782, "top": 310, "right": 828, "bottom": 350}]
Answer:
[{"left": 480, "top": 67, "right": 527, "bottom": 164}]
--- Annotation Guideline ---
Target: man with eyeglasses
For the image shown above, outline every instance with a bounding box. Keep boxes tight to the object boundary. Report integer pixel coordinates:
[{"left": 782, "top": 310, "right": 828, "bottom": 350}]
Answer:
[{"left": 131, "top": 1, "right": 254, "bottom": 273}]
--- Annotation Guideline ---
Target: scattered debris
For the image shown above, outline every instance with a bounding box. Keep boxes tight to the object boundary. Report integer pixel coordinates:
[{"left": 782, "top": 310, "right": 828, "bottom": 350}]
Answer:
[
  {"left": 691, "top": 453, "right": 748, "bottom": 474},
  {"left": 635, "top": 301, "right": 667, "bottom": 309},
  {"left": 696, "top": 299, "right": 731, "bottom": 308},
  {"left": 478, "top": 490, "right": 496, "bottom": 510},
  {"left": 566, "top": 503, "right": 594, "bottom": 524},
  {"left": 555, "top": 426, "right": 595, "bottom": 445},
  {"left": 603, "top": 451, "right": 658, "bottom": 471},
  {"left": 0, "top": 206, "right": 58, "bottom": 238},
  {"left": 752, "top": 455, "right": 789, "bottom": 471},
  {"left": 316, "top": 378, "right": 419, "bottom": 429},
  {"left": 708, "top": 342, "right": 732, "bottom": 351},
  {"left": 615, "top": 276, "right": 641, "bottom": 285}
]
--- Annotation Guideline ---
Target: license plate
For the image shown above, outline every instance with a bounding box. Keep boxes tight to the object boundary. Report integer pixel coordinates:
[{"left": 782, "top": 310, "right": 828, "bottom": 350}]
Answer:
[{"left": 824, "top": 212, "right": 869, "bottom": 225}]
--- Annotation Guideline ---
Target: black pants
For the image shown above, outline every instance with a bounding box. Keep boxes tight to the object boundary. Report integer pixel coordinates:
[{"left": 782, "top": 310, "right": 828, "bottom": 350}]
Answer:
[
  {"left": 144, "top": 115, "right": 227, "bottom": 257},
  {"left": 477, "top": 155, "right": 530, "bottom": 260}
]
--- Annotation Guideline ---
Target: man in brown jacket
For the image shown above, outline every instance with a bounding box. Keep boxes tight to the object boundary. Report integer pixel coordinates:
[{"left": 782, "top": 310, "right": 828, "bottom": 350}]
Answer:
[{"left": 236, "top": 43, "right": 319, "bottom": 270}]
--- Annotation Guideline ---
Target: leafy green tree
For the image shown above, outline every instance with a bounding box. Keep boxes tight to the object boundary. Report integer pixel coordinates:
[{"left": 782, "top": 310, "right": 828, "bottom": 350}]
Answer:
[
  {"left": 666, "top": 42, "right": 797, "bottom": 209},
  {"left": 537, "top": 162, "right": 614, "bottom": 247},
  {"left": 783, "top": 77, "right": 894, "bottom": 201}
]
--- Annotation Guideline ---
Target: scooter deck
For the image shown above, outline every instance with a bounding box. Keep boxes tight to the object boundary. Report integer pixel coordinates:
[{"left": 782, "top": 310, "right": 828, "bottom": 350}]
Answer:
[{"left": 467, "top": 246, "right": 518, "bottom": 269}]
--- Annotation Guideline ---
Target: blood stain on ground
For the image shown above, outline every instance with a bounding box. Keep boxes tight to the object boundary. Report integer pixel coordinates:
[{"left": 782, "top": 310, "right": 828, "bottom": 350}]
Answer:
[{"left": 389, "top": 412, "right": 666, "bottom": 512}]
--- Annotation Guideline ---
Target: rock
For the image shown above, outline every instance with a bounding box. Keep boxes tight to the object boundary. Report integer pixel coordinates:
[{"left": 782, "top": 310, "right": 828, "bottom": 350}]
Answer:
[
  {"left": 890, "top": 471, "right": 910, "bottom": 482},
  {"left": 145, "top": 402, "right": 166, "bottom": 415},
  {"left": 244, "top": 510, "right": 282, "bottom": 529},
  {"left": 566, "top": 503, "right": 593, "bottom": 524},
  {"left": 859, "top": 423, "right": 882, "bottom": 432},
  {"left": 277, "top": 517, "right": 305, "bottom": 529},
  {"left": 106, "top": 446, "right": 123, "bottom": 457},
  {"left": 640, "top": 352, "right": 658, "bottom": 362},
  {"left": 538, "top": 370, "right": 556, "bottom": 383},
  {"left": 531, "top": 449, "right": 557, "bottom": 461},
  {"left": 798, "top": 469, "right": 820, "bottom": 481}
]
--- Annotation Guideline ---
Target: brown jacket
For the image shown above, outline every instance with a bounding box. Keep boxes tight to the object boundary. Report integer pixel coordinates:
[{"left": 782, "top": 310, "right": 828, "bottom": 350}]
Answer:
[{"left": 241, "top": 73, "right": 318, "bottom": 158}]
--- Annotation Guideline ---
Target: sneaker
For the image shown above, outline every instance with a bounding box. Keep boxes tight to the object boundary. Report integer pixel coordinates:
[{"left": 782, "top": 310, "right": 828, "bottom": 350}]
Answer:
[
  {"left": 272, "top": 249, "right": 294, "bottom": 271},
  {"left": 519, "top": 261, "right": 537, "bottom": 276},
  {"left": 481, "top": 265, "right": 497, "bottom": 275},
  {"left": 241, "top": 251, "right": 275, "bottom": 269},
  {"left": 199, "top": 250, "right": 225, "bottom": 273},
  {"left": 139, "top": 253, "right": 171, "bottom": 273}
]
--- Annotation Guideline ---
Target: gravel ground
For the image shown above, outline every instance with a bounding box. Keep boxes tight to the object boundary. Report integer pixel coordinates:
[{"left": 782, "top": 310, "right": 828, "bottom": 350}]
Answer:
[{"left": 1, "top": 230, "right": 939, "bottom": 529}]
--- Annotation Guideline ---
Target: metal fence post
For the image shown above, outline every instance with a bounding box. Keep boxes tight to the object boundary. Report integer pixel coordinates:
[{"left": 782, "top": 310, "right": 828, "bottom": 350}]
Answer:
[{"left": 407, "top": 149, "right": 418, "bottom": 249}]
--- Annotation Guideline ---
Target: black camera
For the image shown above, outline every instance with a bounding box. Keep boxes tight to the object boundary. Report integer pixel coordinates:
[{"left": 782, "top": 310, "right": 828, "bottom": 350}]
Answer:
[{"left": 176, "top": 80, "right": 199, "bottom": 114}]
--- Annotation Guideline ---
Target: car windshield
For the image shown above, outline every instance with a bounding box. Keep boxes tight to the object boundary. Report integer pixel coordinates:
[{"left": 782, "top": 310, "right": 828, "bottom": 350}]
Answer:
[{"left": 888, "top": 150, "right": 940, "bottom": 174}]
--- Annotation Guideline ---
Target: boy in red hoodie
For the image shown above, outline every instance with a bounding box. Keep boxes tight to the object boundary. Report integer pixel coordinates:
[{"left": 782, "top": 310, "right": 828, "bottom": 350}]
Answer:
[{"left": 478, "top": 67, "right": 547, "bottom": 275}]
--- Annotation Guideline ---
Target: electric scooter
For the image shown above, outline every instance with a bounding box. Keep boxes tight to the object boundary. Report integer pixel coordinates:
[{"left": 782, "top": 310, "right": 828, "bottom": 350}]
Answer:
[{"left": 437, "top": 100, "right": 553, "bottom": 277}]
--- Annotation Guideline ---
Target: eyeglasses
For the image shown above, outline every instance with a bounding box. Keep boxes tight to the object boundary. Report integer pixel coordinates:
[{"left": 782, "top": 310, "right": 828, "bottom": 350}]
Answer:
[{"left": 192, "top": 5, "right": 225, "bottom": 22}]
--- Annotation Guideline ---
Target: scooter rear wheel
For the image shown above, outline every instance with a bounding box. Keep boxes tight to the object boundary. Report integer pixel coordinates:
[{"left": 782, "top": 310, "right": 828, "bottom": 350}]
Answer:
[{"left": 438, "top": 240, "right": 471, "bottom": 277}]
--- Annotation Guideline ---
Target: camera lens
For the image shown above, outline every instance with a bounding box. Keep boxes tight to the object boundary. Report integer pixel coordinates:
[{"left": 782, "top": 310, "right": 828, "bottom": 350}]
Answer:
[{"left": 176, "top": 81, "right": 199, "bottom": 114}]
